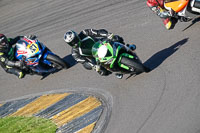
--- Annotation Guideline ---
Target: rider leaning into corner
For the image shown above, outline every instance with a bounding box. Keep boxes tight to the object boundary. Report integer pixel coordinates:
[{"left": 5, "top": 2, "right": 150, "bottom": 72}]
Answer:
[
  {"left": 147, "top": 0, "right": 179, "bottom": 30},
  {"left": 63, "top": 29, "right": 146, "bottom": 79},
  {"left": 0, "top": 34, "right": 36, "bottom": 79}
]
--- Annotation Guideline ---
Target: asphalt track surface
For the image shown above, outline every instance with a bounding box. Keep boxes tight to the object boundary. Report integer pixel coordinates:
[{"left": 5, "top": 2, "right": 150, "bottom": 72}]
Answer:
[{"left": 0, "top": 0, "right": 200, "bottom": 133}]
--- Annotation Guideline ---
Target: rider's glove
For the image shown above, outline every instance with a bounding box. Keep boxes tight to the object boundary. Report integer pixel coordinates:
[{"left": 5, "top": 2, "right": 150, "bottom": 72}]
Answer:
[{"left": 26, "top": 35, "right": 37, "bottom": 40}]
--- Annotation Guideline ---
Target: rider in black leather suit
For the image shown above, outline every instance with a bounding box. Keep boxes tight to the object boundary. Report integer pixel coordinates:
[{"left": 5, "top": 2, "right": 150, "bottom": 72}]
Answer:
[
  {"left": 64, "top": 29, "right": 126, "bottom": 76},
  {"left": 0, "top": 34, "right": 35, "bottom": 79}
]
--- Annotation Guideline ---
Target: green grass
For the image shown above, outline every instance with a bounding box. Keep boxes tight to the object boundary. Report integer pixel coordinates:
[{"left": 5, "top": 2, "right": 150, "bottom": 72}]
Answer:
[{"left": 0, "top": 116, "right": 57, "bottom": 133}]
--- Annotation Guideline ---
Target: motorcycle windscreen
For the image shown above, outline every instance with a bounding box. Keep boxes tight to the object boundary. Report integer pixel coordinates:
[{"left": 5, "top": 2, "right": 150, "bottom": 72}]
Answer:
[
  {"left": 79, "top": 37, "right": 95, "bottom": 56},
  {"left": 164, "top": 0, "right": 189, "bottom": 12},
  {"left": 15, "top": 40, "right": 29, "bottom": 60}
]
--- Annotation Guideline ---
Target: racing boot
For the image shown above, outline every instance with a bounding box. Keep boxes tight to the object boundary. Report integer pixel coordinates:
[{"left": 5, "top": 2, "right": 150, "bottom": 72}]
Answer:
[
  {"left": 162, "top": 17, "right": 178, "bottom": 30},
  {"left": 162, "top": 18, "right": 173, "bottom": 30},
  {"left": 7, "top": 68, "right": 25, "bottom": 79},
  {"left": 18, "top": 71, "right": 25, "bottom": 79}
]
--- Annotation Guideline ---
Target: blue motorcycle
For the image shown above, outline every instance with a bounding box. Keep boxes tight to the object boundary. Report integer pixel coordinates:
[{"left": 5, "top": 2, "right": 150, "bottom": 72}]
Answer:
[{"left": 15, "top": 37, "right": 69, "bottom": 75}]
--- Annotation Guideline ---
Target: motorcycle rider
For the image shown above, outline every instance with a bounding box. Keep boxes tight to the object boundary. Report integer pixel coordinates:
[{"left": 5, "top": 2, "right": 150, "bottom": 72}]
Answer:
[
  {"left": 64, "top": 29, "right": 136, "bottom": 78},
  {"left": 147, "top": 0, "right": 178, "bottom": 30},
  {"left": 0, "top": 34, "right": 36, "bottom": 79}
]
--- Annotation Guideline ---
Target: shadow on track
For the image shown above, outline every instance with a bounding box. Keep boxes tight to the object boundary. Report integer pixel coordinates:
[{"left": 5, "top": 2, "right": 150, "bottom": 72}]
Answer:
[
  {"left": 40, "top": 69, "right": 61, "bottom": 80},
  {"left": 40, "top": 54, "right": 77, "bottom": 80},
  {"left": 182, "top": 17, "right": 200, "bottom": 31},
  {"left": 62, "top": 54, "right": 77, "bottom": 68},
  {"left": 144, "top": 38, "right": 188, "bottom": 72}
]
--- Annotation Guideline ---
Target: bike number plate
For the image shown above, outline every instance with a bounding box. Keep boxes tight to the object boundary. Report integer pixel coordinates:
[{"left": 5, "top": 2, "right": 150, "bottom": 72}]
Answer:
[{"left": 28, "top": 43, "right": 39, "bottom": 54}]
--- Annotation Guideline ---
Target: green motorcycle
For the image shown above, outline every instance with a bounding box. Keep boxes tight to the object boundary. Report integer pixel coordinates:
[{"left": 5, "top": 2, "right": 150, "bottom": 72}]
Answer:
[{"left": 92, "top": 40, "right": 146, "bottom": 77}]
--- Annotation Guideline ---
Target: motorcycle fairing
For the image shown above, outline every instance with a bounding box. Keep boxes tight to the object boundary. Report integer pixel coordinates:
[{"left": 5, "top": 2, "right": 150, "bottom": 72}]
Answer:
[
  {"left": 118, "top": 53, "right": 134, "bottom": 70},
  {"left": 92, "top": 41, "right": 122, "bottom": 69},
  {"left": 164, "top": 0, "right": 189, "bottom": 12},
  {"left": 79, "top": 36, "right": 95, "bottom": 56},
  {"left": 15, "top": 38, "right": 55, "bottom": 68},
  {"left": 109, "top": 42, "right": 122, "bottom": 69},
  {"left": 42, "top": 50, "right": 56, "bottom": 66},
  {"left": 93, "top": 41, "right": 113, "bottom": 63},
  {"left": 15, "top": 39, "right": 42, "bottom": 66}
]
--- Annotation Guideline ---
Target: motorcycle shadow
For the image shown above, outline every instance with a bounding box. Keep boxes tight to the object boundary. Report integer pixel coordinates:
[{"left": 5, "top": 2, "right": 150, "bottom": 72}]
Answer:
[
  {"left": 182, "top": 17, "right": 200, "bottom": 31},
  {"left": 40, "top": 69, "right": 60, "bottom": 80},
  {"left": 62, "top": 54, "right": 77, "bottom": 68},
  {"left": 40, "top": 54, "right": 77, "bottom": 80},
  {"left": 143, "top": 38, "right": 188, "bottom": 72}
]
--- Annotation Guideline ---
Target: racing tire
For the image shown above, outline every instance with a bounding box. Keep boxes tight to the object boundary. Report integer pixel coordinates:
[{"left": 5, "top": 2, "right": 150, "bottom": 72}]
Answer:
[
  {"left": 120, "top": 56, "right": 145, "bottom": 74},
  {"left": 46, "top": 54, "right": 69, "bottom": 69}
]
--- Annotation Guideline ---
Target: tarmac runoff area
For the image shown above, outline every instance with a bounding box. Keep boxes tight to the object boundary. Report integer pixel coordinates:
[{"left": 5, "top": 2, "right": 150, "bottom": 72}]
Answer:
[{"left": 0, "top": 89, "right": 112, "bottom": 133}]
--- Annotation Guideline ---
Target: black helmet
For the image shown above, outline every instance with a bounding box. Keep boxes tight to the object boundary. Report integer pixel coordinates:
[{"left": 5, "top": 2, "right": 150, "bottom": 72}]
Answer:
[
  {"left": 64, "top": 30, "right": 81, "bottom": 48},
  {"left": 0, "top": 34, "right": 9, "bottom": 53}
]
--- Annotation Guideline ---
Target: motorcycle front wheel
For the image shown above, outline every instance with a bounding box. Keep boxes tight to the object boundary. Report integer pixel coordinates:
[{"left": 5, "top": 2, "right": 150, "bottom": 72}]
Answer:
[
  {"left": 120, "top": 56, "right": 145, "bottom": 74},
  {"left": 46, "top": 54, "right": 69, "bottom": 69}
]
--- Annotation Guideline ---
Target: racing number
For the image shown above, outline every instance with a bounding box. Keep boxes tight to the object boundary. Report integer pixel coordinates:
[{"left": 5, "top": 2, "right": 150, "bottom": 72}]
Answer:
[{"left": 29, "top": 43, "right": 37, "bottom": 53}]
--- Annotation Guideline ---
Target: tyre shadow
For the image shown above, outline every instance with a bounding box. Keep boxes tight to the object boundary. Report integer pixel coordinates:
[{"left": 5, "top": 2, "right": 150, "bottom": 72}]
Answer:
[
  {"left": 40, "top": 54, "right": 77, "bottom": 80},
  {"left": 62, "top": 54, "right": 77, "bottom": 68},
  {"left": 143, "top": 38, "right": 188, "bottom": 72},
  {"left": 182, "top": 17, "right": 200, "bottom": 31}
]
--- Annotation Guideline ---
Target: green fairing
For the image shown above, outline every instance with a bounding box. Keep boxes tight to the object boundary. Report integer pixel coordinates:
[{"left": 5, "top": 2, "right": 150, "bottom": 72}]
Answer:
[
  {"left": 92, "top": 41, "right": 143, "bottom": 73},
  {"left": 92, "top": 41, "right": 121, "bottom": 69},
  {"left": 92, "top": 41, "right": 103, "bottom": 58},
  {"left": 79, "top": 36, "right": 95, "bottom": 56},
  {"left": 109, "top": 46, "right": 120, "bottom": 69},
  {"left": 118, "top": 53, "right": 134, "bottom": 70},
  {"left": 99, "top": 42, "right": 113, "bottom": 63}
]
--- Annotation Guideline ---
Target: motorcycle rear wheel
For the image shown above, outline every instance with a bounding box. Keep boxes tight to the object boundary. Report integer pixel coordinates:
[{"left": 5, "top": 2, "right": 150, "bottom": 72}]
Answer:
[
  {"left": 46, "top": 54, "right": 69, "bottom": 69},
  {"left": 120, "top": 56, "right": 145, "bottom": 74}
]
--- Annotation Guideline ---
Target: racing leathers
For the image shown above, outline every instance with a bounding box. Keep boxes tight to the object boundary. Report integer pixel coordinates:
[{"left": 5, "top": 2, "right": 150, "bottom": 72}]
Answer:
[
  {"left": 0, "top": 35, "right": 36, "bottom": 79},
  {"left": 0, "top": 36, "right": 25, "bottom": 78}
]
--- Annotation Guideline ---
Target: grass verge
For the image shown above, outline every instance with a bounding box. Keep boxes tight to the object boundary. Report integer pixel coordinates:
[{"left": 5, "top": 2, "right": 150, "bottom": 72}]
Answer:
[{"left": 0, "top": 116, "right": 57, "bottom": 133}]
